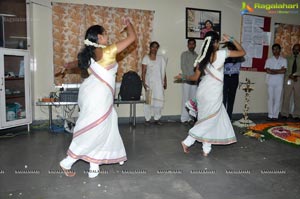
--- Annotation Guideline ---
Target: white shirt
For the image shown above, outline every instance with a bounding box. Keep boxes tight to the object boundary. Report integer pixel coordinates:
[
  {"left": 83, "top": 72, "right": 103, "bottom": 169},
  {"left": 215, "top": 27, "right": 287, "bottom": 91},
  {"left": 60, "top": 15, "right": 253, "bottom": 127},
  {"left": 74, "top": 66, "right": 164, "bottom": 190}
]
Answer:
[{"left": 264, "top": 56, "right": 287, "bottom": 85}]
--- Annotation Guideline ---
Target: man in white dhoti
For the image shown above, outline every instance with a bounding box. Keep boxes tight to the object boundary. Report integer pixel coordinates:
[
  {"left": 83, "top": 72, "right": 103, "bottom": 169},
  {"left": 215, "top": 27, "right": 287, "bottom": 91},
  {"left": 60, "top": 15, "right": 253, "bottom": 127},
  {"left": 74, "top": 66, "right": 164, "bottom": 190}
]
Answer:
[
  {"left": 60, "top": 18, "right": 136, "bottom": 178},
  {"left": 175, "top": 31, "right": 246, "bottom": 156},
  {"left": 142, "top": 41, "right": 167, "bottom": 125}
]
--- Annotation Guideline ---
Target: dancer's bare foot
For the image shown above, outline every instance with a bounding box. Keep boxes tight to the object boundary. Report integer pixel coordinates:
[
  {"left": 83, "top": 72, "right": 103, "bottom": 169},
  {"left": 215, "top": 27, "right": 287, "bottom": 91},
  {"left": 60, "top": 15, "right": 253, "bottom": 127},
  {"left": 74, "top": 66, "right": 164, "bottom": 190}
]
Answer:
[
  {"left": 181, "top": 142, "right": 190, "bottom": 153},
  {"left": 202, "top": 151, "right": 209, "bottom": 157},
  {"left": 119, "top": 161, "right": 124, "bottom": 166},
  {"left": 60, "top": 164, "right": 76, "bottom": 177}
]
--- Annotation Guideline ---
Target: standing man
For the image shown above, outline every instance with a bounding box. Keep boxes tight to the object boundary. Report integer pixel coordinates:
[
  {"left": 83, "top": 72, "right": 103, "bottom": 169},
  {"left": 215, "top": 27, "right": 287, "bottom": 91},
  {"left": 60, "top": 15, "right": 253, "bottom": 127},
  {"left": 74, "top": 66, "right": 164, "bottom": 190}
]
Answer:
[
  {"left": 180, "top": 39, "right": 198, "bottom": 124},
  {"left": 264, "top": 43, "right": 287, "bottom": 121},
  {"left": 281, "top": 44, "right": 300, "bottom": 121},
  {"left": 223, "top": 42, "right": 244, "bottom": 120}
]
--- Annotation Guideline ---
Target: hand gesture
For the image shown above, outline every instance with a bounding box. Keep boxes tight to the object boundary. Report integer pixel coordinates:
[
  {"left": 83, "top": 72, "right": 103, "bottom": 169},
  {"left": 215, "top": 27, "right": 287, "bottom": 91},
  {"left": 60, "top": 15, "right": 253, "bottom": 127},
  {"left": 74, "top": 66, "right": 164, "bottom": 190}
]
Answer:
[
  {"left": 222, "top": 34, "right": 231, "bottom": 43},
  {"left": 120, "top": 17, "right": 131, "bottom": 33},
  {"left": 143, "top": 82, "right": 149, "bottom": 90},
  {"left": 174, "top": 73, "right": 183, "bottom": 81},
  {"left": 122, "top": 17, "right": 131, "bottom": 26}
]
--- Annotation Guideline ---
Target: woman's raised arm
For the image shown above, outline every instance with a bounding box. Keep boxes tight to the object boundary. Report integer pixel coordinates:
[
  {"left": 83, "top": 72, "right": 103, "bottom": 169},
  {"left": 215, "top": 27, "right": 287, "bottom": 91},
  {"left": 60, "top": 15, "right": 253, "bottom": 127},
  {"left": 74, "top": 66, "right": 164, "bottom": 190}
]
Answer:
[
  {"left": 116, "top": 18, "right": 137, "bottom": 53},
  {"left": 222, "top": 34, "right": 246, "bottom": 58}
]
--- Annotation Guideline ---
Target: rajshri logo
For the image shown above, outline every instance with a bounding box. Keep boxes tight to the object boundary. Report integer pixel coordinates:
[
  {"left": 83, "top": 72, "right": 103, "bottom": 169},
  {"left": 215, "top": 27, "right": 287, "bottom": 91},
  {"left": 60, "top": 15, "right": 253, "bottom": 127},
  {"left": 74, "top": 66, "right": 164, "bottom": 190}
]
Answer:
[
  {"left": 241, "top": 2, "right": 254, "bottom": 15},
  {"left": 241, "top": 2, "right": 299, "bottom": 15}
]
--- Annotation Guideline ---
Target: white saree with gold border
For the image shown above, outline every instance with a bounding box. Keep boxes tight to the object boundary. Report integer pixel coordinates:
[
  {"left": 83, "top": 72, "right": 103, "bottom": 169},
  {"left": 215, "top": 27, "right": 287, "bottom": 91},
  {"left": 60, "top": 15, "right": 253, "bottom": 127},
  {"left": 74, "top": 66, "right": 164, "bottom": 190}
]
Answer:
[
  {"left": 67, "top": 44, "right": 126, "bottom": 165},
  {"left": 189, "top": 50, "right": 237, "bottom": 144}
]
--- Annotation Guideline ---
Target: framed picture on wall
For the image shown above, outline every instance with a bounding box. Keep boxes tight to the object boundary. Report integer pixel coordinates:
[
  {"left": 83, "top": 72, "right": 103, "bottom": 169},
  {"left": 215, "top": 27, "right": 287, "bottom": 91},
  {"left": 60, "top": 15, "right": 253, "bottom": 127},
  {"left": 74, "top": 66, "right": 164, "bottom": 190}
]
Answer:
[{"left": 186, "top": 8, "right": 221, "bottom": 40}]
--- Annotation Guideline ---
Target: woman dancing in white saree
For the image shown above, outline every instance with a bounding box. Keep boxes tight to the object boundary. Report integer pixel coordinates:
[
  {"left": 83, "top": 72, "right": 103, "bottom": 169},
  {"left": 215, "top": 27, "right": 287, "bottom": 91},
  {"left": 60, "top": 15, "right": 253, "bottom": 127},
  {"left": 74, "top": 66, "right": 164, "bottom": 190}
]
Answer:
[
  {"left": 175, "top": 31, "right": 245, "bottom": 156},
  {"left": 60, "top": 18, "right": 136, "bottom": 178}
]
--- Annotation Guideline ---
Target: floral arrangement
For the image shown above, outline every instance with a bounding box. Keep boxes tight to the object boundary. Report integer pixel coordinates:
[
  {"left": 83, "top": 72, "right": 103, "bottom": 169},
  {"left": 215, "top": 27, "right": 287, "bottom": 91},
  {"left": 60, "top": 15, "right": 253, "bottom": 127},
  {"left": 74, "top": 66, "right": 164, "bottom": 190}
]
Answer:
[
  {"left": 84, "top": 39, "right": 106, "bottom": 48},
  {"left": 248, "top": 122, "right": 300, "bottom": 146}
]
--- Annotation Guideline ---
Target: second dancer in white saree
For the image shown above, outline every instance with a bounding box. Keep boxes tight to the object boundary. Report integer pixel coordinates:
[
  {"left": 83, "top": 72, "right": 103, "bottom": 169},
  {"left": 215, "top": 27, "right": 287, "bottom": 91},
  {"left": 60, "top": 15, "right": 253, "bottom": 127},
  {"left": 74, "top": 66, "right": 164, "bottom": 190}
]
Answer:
[{"left": 175, "top": 31, "right": 246, "bottom": 156}]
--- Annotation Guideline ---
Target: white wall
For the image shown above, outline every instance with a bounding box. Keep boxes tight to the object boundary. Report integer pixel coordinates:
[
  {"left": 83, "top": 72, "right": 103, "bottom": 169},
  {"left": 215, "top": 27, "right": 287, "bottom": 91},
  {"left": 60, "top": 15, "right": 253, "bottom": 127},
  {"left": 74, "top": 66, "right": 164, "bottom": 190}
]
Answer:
[
  {"left": 31, "top": 0, "right": 53, "bottom": 120},
  {"left": 30, "top": 0, "right": 300, "bottom": 120}
]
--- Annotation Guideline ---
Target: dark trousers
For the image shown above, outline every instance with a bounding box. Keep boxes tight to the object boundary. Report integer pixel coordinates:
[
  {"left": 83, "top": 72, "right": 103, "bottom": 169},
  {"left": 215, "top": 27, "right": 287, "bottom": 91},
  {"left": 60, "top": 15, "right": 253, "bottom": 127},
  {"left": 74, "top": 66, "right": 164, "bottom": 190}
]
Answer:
[{"left": 223, "top": 74, "right": 239, "bottom": 119}]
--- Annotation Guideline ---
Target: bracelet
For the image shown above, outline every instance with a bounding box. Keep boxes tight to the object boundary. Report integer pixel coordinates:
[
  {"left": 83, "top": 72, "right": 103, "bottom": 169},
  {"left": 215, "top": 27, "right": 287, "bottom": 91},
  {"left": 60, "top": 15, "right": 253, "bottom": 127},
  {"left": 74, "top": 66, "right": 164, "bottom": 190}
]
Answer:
[
  {"left": 229, "top": 36, "right": 234, "bottom": 42},
  {"left": 181, "top": 74, "right": 186, "bottom": 81}
]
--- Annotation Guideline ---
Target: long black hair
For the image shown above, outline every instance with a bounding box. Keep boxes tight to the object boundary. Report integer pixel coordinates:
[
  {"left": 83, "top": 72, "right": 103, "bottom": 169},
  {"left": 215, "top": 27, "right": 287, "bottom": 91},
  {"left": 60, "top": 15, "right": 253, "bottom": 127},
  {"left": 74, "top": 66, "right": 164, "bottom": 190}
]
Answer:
[
  {"left": 223, "top": 42, "right": 244, "bottom": 64},
  {"left": 197, "top": 31, "right": 220, "bottom": 72},
  {"left": 77, "top": 25, "right": 105, "bottom": 70}
]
